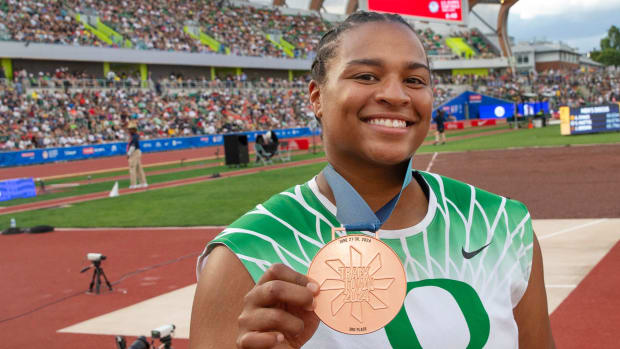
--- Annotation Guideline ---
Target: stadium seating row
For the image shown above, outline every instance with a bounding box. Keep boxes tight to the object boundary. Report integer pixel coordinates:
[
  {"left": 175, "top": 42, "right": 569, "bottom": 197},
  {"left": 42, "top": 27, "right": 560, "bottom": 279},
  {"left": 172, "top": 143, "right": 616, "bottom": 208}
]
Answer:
[
  {"left": 0, "top": 0, "right": 497, "bottom": 59},
  {"left": 1, "top": 67, "right": 617, "bottom": 151}
]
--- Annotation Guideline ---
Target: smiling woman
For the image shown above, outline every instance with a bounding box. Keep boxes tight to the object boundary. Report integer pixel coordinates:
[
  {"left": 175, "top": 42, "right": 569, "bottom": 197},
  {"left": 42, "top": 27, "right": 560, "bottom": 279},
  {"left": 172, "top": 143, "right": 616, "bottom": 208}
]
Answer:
[{"left": 190, "top": 11, "right": 555, "bottom": 349}]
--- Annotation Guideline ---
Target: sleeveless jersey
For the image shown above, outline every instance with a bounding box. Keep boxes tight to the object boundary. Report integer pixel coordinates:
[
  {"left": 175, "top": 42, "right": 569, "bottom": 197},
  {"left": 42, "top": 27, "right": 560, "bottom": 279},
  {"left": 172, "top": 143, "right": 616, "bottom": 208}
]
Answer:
[{"left": 198, "top": 171, "right": 534, "bottom": 349}]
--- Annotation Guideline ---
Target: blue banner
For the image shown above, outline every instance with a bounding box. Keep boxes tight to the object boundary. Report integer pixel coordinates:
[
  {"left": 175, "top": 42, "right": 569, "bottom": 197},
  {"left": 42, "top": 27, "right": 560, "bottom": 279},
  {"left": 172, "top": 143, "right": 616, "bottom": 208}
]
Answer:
[
  {"left": 479, "top": 104, "right": 516, "bottom": 119},
  {"left": 0, "top": 177, "right": 36, "bottom": 201},
  {"left": 518, "top": 101, "right": 550, "bottom": 116},
  {"left": 433, "top": 91, "right": 515, "bottom": 120},
  {"left": 0, "top": 127, "right": 320, "bottom": 168}
]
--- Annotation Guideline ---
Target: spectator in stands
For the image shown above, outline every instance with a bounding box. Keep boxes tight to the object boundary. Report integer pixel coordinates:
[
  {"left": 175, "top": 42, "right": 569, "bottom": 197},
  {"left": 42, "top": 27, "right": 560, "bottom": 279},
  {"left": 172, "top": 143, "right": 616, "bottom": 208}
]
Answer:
[{"left": 126, "top": 122, "right": 147, "bottom": 189}]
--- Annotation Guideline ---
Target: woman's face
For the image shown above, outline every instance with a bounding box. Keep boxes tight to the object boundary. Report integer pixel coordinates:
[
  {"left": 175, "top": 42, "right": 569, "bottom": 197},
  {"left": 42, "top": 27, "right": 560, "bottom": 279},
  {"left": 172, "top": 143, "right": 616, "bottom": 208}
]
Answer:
[{"left": 310, "top": 21, "right": 433, "bottom": 167}]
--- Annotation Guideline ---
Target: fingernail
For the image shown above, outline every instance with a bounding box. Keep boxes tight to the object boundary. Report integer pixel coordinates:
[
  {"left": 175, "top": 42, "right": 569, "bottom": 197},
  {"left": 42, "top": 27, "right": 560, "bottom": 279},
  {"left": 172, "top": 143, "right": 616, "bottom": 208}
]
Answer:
[
  {"left": 306, "top": 282, "right": 319, "bottom": 293},
  {"left": 304, "top": 297, "right": 317, "bottom": 311},
  {"left": 276, "top": 333, "right": 284, "bottom": 343}
]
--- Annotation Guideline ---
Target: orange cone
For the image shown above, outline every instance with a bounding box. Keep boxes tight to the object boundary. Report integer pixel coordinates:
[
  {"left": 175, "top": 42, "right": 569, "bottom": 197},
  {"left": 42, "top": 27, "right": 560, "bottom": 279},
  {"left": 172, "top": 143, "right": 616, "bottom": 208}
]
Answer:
[{"left": 528, "top": 120, "right": 533, "bottom": 129}]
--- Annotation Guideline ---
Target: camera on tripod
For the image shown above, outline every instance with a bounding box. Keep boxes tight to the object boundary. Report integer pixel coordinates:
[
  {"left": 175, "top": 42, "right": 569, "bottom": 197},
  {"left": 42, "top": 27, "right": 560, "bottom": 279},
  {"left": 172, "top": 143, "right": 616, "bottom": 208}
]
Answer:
[
  {"left": 80, "top": 252, "right": 112, "bottom": 294},
  {"left": 115, "top": 324, "right": 176, "bottom": 349},
  {"left": 87, "top": 253, "right": 106, "bottom": 262}
]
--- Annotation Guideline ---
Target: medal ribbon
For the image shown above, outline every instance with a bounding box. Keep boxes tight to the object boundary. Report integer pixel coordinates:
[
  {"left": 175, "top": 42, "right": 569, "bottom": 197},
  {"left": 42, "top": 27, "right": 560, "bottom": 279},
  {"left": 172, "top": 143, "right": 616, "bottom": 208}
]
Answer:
[{"left": 322, "top": 158, "right": 413, "bottom": 232}]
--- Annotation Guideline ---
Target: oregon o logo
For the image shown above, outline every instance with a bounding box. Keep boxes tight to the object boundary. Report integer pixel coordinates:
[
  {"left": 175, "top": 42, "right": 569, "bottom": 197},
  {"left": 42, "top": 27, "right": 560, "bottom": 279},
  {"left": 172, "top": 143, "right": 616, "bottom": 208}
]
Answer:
[{"left": 384, "top": 279, "right": 490, "bottom": 349}]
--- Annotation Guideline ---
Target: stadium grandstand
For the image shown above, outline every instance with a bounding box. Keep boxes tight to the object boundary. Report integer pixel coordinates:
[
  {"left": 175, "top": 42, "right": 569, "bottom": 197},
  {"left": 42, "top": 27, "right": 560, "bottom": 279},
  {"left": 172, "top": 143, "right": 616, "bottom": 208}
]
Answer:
[{"left": 0, "top": 0, "right": 618, "bottom": 152}]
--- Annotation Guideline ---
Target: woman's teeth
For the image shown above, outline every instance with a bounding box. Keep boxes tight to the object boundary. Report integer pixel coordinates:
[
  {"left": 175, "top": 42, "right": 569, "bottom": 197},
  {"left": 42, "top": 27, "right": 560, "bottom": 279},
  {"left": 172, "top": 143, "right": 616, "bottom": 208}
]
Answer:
[{"left": 368, "top": 118, "right": 407, "bottom": 128}]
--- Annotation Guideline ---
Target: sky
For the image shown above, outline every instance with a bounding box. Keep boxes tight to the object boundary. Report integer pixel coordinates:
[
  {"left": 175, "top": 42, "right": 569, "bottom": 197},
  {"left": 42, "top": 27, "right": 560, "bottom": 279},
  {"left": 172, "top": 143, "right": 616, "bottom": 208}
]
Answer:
[{"left": 252, "top": 0, "right": 620, "bottom": 53}]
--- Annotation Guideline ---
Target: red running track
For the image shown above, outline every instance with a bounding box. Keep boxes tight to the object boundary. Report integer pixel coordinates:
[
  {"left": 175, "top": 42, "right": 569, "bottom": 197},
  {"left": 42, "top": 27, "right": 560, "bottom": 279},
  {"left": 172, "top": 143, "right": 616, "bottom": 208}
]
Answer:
[
  {"left": 2, "top": 227, "right": 619, "bottom": 348},
  {"left": 550, "top": 240, "right": 620, "bottom": 348},
  {"left": 0, "top": 227, "right": 222, "bottom": 349}
]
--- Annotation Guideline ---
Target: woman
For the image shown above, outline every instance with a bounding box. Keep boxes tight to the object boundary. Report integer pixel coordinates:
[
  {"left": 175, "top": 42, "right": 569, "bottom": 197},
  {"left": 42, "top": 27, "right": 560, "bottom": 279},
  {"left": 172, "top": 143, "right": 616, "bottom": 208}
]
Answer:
[{"left": 190, "top": 11, "right": 555, "bottom": 349}]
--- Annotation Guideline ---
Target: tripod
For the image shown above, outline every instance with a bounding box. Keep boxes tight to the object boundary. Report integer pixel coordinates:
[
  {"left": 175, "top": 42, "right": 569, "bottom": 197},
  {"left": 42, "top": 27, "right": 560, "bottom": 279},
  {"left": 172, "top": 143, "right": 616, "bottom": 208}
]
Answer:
[
  {"left": 81, "top": 260, "right": 113, "bottom": 294},
  {"left": 158, "top": 336, "right": 173, "bottom": 349}
]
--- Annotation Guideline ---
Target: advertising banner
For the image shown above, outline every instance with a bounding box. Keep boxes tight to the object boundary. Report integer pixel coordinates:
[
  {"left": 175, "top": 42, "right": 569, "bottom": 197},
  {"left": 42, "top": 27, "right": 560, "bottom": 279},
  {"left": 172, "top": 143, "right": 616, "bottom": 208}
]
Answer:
[
  {"left": 0, "top": 177, "right": 36, "bottom": 201},
  {"left": 479, "top": 104, "right": 515, "bottom": 119},
  {"left": 366, "top": 0, "right": 464, "bottom": 22},
  {"left": 518, "top": 101, "right": 550, "bottom": 116},
  {"left": 0, "top": 127, "right": 319, "bottom": 168}
]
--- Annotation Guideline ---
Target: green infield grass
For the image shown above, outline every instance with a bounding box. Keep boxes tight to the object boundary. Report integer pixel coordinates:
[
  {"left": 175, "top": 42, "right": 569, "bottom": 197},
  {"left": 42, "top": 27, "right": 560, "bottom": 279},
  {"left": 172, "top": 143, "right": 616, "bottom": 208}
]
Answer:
[
  {"left": 423, "top": 124, "right": 510, "bottom": 141},
  {"left": 3, "top": 152, "right": 325, "bottom": 207},
  {"left": 3, "top": 162, "right": 326, "bottom": 228},
  {"left": 46, "top": 157, "right": 218, "bottom": 185}
]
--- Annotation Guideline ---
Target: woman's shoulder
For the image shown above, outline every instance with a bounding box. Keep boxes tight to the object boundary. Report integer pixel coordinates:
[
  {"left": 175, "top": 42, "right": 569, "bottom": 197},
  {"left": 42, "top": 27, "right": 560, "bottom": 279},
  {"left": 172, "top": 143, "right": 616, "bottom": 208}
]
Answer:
[
  {"left": 228, "top": 180, "right": 337, "bottom": 231},
  {"left": 205, "top": 180, "right": 339, "bottom": 281}
]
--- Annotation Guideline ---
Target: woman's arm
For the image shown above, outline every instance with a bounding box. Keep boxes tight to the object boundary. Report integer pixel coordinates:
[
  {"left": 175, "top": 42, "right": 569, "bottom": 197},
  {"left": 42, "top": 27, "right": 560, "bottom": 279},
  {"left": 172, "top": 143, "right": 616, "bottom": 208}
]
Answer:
[
  {"left": 189, "top": 246, "right": 320, "bottom": 349},
  {"left": 190, "top": 246, "right": 252, "bottom": 348},
  {"left": 513, "top": 233, "right": 556, "bottom": 348}
]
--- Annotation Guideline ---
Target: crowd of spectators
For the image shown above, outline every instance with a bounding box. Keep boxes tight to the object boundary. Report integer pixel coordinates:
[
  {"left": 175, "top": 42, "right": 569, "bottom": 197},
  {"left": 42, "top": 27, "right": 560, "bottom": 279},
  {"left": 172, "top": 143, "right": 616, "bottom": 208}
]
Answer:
[
  {"left": 0, "top": 70, "right": 316, "bottom": 150},
  {"left": 416, "top": 27, "right": 453, "bottom": 57},
  {"left": 191, "top": 2, "right": 289, "bottom": 58},
  {"left": 66, "top": 0, "right": 212, "bottom": 52},
  {"left": 459, "top": 28, "right": 498, "bottom": 59},
  {"left": 1, "top": 0, "right": 500, "bottom": 61},
  {"left": 0, "top": 0, "right": 102, "bottom": 46},
  {"left": 0, "top": 0, "right": 329, "bottom": 58},
  {"left": 434, "top": 69, "right": 620, "bottom": 109},
  {"left": 2, "top": 66, "right": 617, "bottom": 151}
]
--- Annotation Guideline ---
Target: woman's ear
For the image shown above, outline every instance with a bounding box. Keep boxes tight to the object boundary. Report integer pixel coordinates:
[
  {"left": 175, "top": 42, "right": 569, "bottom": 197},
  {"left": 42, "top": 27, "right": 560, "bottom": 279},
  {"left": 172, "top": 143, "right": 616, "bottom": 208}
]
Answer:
[{"left": 309, "top": 80, "right": 322, "bottom": 119}]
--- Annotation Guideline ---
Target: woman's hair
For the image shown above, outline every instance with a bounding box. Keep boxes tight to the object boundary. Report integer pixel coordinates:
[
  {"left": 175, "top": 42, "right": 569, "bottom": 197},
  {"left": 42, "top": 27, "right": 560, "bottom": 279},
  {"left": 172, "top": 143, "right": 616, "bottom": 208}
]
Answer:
[{"left": 311, "top": 10, "right": 421, "bottom": 85}]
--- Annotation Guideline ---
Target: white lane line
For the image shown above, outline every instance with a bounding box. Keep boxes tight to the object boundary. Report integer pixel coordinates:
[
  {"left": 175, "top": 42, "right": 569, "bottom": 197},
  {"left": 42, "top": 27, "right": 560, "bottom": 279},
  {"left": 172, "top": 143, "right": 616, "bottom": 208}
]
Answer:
[
  {"left": 425, "top": 152, "right": 439, "bottom": 172},
  {"left": 538, "top": 219, "right": 608, "bottom": 241},
  {"left": 546, "top": 284, "right": 577, "bottom": 288}
]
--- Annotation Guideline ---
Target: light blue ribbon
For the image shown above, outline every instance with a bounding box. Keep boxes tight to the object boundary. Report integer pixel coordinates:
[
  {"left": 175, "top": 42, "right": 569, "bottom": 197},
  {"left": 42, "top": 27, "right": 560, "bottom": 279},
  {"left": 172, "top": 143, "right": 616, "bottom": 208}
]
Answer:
[{"left": 322, "top": 158, "right": 413, "bottom": 232}]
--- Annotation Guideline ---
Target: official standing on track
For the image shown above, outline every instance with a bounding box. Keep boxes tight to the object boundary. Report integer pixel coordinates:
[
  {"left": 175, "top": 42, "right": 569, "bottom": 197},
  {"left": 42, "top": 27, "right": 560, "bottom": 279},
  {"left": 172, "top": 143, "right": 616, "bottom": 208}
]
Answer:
[
  {"left": 127, "top": 122, "right": 147, "bottom": 189},
  {"left": 433, "top": 109, "right": 447, "bottom": 145}
]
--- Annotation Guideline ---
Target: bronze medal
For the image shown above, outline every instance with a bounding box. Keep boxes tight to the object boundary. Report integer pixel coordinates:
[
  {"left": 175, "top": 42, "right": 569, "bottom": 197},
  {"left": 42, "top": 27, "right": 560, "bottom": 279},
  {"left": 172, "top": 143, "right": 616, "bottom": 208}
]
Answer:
[{"left": 307, "top": 227, "right": 407, "bottom": 335}]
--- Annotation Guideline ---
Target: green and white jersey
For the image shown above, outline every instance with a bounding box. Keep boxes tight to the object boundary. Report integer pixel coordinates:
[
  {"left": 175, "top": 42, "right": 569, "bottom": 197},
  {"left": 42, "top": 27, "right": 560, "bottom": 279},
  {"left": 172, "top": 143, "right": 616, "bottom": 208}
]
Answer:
[{"left": 198, "top": 171, "right": 534, "bottom": 349}]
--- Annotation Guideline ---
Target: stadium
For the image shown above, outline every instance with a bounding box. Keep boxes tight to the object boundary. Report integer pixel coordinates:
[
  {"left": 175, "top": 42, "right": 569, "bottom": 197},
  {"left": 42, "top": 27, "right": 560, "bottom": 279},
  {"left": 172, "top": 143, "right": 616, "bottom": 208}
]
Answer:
[{"left": 0, "top": 0, "right": 618, "bottom": 348}]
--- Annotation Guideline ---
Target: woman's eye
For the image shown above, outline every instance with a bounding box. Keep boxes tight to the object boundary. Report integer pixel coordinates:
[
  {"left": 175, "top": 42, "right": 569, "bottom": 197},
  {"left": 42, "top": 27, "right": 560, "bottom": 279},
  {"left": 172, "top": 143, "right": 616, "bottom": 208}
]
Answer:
[
  {"left": 406, "top": 77, "right": 425, "bottom": 85},
  {"left": 355, "top": 74, "right": 377, "bottom": 81}
]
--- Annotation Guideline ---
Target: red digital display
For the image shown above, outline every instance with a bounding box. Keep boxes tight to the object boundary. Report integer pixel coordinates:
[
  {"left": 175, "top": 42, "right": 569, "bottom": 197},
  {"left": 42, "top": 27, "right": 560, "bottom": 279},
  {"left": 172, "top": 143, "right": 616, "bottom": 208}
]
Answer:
[{"left": 366, "top": 0, "right": 463, "bottom": 22}]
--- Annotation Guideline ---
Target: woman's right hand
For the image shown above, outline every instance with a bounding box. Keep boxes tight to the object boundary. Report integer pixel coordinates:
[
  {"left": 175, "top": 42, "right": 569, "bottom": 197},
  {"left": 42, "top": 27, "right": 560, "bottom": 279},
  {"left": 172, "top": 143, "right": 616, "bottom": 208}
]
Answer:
[{"left": 237, "top": 263, "right": 321, "bottom": 349}]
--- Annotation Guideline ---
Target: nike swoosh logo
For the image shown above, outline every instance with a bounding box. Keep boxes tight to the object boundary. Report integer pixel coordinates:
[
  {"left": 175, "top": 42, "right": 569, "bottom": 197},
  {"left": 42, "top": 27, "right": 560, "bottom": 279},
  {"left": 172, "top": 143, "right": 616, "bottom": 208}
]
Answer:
[{"left": 462, "top": 242, "right": 491, "bottom": 259}]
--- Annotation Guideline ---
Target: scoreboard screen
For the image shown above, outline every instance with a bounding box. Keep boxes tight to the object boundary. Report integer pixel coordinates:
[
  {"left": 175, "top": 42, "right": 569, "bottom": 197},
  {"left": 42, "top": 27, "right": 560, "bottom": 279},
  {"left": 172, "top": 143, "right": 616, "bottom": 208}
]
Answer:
[
  {"left": 560, "top": 104, "right": 620, "bottom": 135},
  {"left": 362, "top": 0, "right": 466, "bottom": 23}
]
